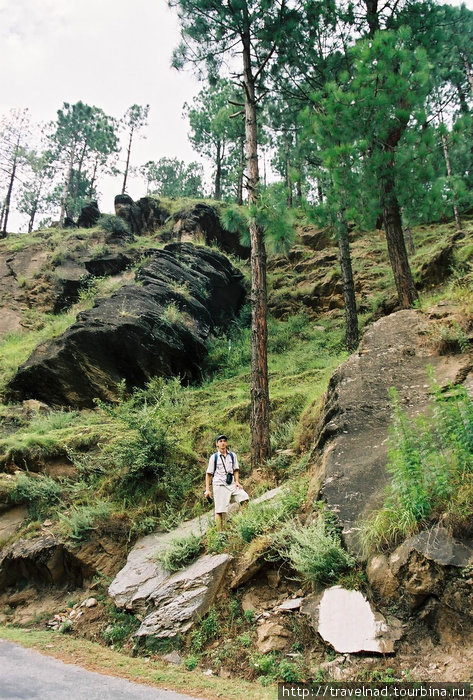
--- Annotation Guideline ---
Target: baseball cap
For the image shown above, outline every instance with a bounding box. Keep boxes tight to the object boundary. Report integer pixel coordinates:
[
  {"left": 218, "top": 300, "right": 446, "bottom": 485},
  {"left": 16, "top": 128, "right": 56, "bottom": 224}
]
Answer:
[{"left": 215, "top": 434, "right": 228, "bottom": 441}]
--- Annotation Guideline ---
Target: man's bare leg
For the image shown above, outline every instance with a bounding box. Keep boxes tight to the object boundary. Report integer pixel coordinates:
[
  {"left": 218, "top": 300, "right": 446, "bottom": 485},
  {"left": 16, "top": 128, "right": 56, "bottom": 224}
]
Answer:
[{"left": 215, "top": 512, "right": 225, "bottom": 531}]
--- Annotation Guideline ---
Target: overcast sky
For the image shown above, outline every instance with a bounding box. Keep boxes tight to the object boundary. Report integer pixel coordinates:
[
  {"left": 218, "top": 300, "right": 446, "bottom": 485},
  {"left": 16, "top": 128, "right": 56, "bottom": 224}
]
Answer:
[
  {"left": 0, "top": 0, "right": 202, "bottom": 227},
  {"left": 1, "top": 0, "right": 472, "bottom": 230}
]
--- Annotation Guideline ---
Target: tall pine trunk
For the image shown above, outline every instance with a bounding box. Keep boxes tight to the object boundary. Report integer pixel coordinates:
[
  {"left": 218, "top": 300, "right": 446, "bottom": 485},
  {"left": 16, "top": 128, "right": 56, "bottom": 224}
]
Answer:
[
  {"left": 337, "top": 211, "right": 359, "bottom": 351},
  {"left": 122, "top": 128, "right": 134, "bottom": 194},
  {"left": 59, "top": 159, "right": 73, "bottom": 228},
  {"left": 441, "top": 131, "right": 462, "bottom": 233},
  {"left": 242, "top": 25, "right": 270, "bottom": 468},
  {"left": 237, "top": 136, "right": 244, "bottom": 205},
  {"left": 214, "top": 139, "right": 222, "bottom": 200},
  {"left": 2, "top": 155, "right": 17, "bottom": 236},
  {"left": 28, "top": 201, "right": 38, "bottom": 233},
  {"left": 381, "top": 168, "right": 418, "bottom": 307},
  {"left": 285, "top": 142, "right": 293, "bottom": 207},
  {"left": 0, "top": 199, "right": 6, "bottom": 235}
]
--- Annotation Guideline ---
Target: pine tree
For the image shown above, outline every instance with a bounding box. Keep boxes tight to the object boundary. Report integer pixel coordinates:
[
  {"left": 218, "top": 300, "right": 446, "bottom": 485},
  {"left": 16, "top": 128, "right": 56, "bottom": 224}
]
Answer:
[
  {"left": 170, "top": 0, "right": 298, "bottom": 466},
  {"left": 121, "top": 104, "right": 150, "bottom": 195}
]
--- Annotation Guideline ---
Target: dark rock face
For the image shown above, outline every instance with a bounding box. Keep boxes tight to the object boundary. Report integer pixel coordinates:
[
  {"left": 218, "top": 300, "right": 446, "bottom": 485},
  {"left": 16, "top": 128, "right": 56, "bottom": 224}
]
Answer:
[
  {"left": 83, "top": 252, "right": 133, "bottom": 278},
  {"left": 416, "top": 244, "right": 454, "bottom": 290},
  {"left": 63, "top": 216, "right": 77, "bottom": 229},
  {"left": 77, "top": 200, "right": 101, "bottom": 229},
  {"left": 7, "top": 243, "right": 245, "bottom": 408},
  {"left": 52, "top": 245, "right": 135, "bottom": 313},
  {"left": 310, "top": 310, "right": 473, "bottom": 557},
  {"left": 367, "top": 528, "right": 473, "bottom": 641},
  {"left": 0, "top": 536, "right": 91, "bottom": 590},
  {"left": 114, "top": 194, "right": 141, "bottom": 235},
  {"left": 136, "top": 196, "right": 170, "bottom": 231},
  {"left": 173, "top": 203, "right": 250, "bottom": 259},
  {"left": 114, "top": 194, "right": 170, "bottom": 236}
]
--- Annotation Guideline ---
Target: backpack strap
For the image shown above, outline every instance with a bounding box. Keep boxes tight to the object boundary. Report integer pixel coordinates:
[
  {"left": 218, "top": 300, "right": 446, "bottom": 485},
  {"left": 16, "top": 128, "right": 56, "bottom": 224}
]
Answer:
[{"left": 213, "top": 451, "right": 235, "bottom": 475}]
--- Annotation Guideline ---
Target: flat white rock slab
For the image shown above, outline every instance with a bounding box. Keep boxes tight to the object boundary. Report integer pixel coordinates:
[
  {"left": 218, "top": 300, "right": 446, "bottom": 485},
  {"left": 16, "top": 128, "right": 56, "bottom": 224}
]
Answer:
[{"left": 302, "top": 585, "right": 402, "bottom": 654}]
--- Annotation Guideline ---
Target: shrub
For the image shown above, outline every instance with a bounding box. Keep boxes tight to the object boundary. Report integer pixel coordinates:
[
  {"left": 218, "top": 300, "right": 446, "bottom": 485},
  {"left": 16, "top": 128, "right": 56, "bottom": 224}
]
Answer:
[
  {"left": 273, "top": 515, "right": 355, "bottom": 585},
  {"left": 190, "top": 606, "right": 219, "bottom": 652},
  {"left": 156, "top": 533, "right": 202, "bottom": 572},
  {"left": 103, "top": 609, "right": 139, "bottom": 647},
  {"left": 361, "top": 379, "right": 473, "bottom": 553},
  {"left": 231, "top": 479, "right": 307, "bottom": 544},
  {"left": 99, "top": 214, "right": 130, "bottom": 237},
  {"left": 250, "top": 651, "right": 278, "bottom": 680},
  {"left": 9, "top": 473, "right": 62, "bottom": 520},
  {"left": 278, "top": 659, "right": 302, "bottom": 683},
  {"left": 184, "top": 655, "right": 199, "bottom": 671},
  {"left": 99, "top": 378, "right": 199, "bottom": 507},
  {"left": 58, "top": 501, "right": 112, "bottom": 541}
]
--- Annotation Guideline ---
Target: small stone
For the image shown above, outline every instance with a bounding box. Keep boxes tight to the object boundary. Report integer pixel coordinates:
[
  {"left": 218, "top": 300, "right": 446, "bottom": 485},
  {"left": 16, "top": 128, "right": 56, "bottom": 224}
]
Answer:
[
  {"left": 256, "top": 620, "right": 291, "bottom": 654},
  {"left": 276, "top": 598, "right": 302, "bottom": 612},
  {"left": 82, "top": 597, "right": 98, "bottom": 608},
  {"left": 162, "top": 652, "right": 183, "bottom": 666},
  {"left": 203, "top": 669, "right": 213, "bottom": 676},
  {"left": 266, "top": 569, "right": 280, "bottom": 588}
]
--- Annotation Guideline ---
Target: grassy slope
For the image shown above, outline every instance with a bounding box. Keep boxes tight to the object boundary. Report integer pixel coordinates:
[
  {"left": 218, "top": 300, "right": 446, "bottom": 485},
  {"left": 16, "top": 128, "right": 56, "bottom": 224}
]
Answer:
[
  {"left": 1, "top": 213, "right": 472, "bottom": 539},
  {"left": 0, "top": 207, "right": 472, "bottom": 688}
]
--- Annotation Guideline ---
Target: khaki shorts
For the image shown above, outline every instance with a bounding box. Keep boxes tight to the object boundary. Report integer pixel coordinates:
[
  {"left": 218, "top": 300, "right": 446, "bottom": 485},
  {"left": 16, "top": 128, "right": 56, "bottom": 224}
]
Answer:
[{"left": 213, "top": 483, "right": 249, "bottom": 514}]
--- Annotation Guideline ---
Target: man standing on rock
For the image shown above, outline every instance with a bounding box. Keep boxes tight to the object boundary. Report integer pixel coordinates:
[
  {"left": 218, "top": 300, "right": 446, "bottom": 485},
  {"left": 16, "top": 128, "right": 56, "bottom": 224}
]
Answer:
[{"left": 205, "top": 434, "right": 249, "bottom": 530}]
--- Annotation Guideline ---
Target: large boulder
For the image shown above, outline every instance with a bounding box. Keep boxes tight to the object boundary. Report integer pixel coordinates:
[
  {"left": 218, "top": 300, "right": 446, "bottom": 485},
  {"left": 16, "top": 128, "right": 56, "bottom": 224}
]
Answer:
[
  {"left": 114, "top": 194, "right": 141, "bottom": 235},
  {"left": 77, "top": 201, "right": 101, "bottom": 229},
  {"left": 173, "top": 203, "right": 250, "bottom": 259},
  {"left": 108, "top": 510, "right": 232, "bottom": 641},
  {"left": 368, "top": 527, "right": 473, "bottom": 613},
  {"left": 134, "top": 554, "right": 232, "bottom": 640},
  {"left": 114, "top": 194, "right": 170, "bottom": 236},
  {"left": 310, "top": 309, "right": 473, "bottom": 556},
  {"left": 6, "top": 243, "right": 245, "bottom": 408},
  {"left": 52, "top": 247, "right": 135, "bottom": 312}
]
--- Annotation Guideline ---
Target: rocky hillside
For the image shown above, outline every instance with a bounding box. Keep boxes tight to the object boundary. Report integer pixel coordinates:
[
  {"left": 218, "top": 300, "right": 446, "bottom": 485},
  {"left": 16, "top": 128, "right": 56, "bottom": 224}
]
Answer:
[{"left": 0, "top": 196, "right": 472, "bottom": 689}]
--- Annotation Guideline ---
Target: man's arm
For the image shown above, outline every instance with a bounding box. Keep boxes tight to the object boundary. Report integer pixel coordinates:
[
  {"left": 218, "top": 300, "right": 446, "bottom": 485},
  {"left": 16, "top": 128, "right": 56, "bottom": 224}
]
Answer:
[
  {"left": 205, "top": 471, "right": 212, "bottom": 497},
  {"left": 233, "top": 468, "right": 241, "bottom": 487}
]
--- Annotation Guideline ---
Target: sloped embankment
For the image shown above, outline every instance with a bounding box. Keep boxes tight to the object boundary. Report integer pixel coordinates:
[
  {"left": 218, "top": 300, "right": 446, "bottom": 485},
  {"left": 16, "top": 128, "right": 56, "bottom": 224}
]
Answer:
[{"left": 6, "top": 243, "right": 245, "bottom": 408}]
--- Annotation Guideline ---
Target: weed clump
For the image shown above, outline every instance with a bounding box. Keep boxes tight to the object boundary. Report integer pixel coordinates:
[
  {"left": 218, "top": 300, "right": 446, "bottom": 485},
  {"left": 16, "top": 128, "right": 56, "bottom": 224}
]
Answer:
[
  {"left": 8, "top": 473, "right": 62, "bottom": 520},
  {"left": 273, "top": 515, "right": 355, "bottom": 586},
  {"left": 98, "top": 214, "right": 131, "bottom": 237},
  {"left": 361, "top": 378, "right": 473, "bottom": 553},
  {"left": 156, "top": 533, "right": 203, "bottom": 572}
]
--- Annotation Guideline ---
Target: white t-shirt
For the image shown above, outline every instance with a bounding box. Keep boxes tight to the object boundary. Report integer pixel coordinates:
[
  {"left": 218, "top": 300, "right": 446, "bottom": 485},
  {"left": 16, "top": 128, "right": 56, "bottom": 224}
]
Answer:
[{"left": 207, "top": 450, "right": 239, "bottom": 486}]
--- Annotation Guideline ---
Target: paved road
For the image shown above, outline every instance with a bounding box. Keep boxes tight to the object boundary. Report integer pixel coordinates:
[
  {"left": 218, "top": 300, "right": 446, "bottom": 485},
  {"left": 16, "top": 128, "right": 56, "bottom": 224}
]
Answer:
[{"left": 0, "top": 640, "right": 205, "bottom": 700}]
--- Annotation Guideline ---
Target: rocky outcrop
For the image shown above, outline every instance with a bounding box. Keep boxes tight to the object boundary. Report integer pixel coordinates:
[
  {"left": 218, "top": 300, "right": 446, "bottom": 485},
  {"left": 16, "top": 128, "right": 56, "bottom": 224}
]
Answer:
[
  {"left": 52, "top": 244, "right": 135, "bottom": 312},
  {"left": 0, "top": 506, "right": 28, "bottom": 543},
  {"left": 134, "top": 554, "right": 232, "bottom": 640},
  {"left": 416, "top": 244, "right": 454, "bottom": 290},
  {"left": 0, "top": 535, "right": 93, "bottom": 590},
  {"left": 114, "top": 194, "right": 170, "bottom": 236},
  {"left": 108, "top": 510, "right": 231, "bottom": 641},
  {"left": 6, "top": 243, "right": 245, "bottom": 407},
  {"left": 301, "top": 586, "right": 402, "bottom": 654},
  {"left": 77, "top": 201, "right": 101, "bottom": 229},
  {"left": 173, "top": 203, "right": 250, "bottom": 259},
  {"left": 368, "top": 527, "right": 473, "bottom": 613},
  {"left": 311, "top": 309, "right": 473, "bottom": 556},
  {"left": 109, "top": 488, "right": 281, "bottom": 611}
]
